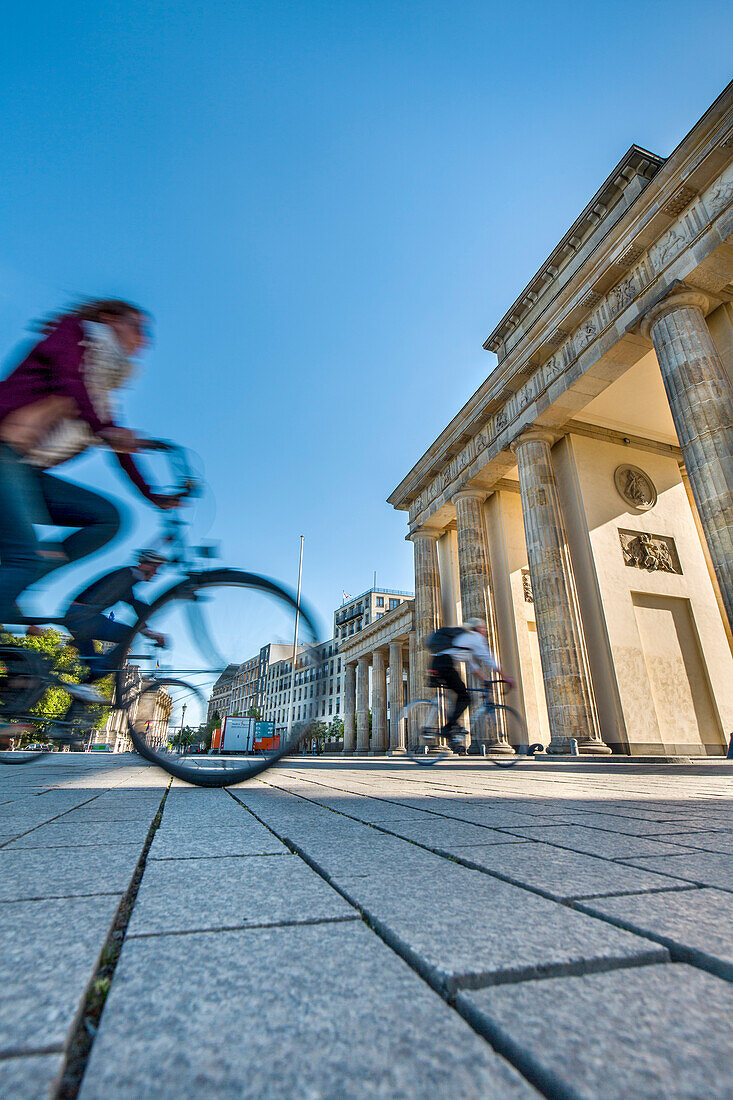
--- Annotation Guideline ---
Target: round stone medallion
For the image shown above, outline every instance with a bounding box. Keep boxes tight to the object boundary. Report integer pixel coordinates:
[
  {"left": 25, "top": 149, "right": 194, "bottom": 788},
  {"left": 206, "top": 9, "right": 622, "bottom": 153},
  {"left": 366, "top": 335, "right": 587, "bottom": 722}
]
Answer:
[{"left": 614, "top": 465, "right": 657, "bottom": 511}]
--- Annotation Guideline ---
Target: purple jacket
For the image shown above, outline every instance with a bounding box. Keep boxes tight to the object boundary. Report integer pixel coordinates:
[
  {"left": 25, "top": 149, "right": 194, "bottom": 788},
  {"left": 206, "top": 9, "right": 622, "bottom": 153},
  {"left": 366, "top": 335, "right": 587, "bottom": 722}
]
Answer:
[{"left": 0, "top": 316, "right": 153, "bottom": 500}]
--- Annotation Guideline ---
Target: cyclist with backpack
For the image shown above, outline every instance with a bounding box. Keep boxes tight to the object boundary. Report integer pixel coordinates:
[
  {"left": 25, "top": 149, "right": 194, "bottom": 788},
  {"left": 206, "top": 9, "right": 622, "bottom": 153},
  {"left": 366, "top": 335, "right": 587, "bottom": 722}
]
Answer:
[{"left": 425, "top": 618, "right": 515, "bottom": 750}]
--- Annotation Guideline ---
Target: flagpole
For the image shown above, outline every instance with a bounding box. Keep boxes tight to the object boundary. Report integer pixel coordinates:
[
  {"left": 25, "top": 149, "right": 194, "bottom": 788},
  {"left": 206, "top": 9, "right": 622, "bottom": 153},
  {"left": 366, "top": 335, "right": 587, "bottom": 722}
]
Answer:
[{"left": 286, "top": 535, "right": 304, "bottom": 742}]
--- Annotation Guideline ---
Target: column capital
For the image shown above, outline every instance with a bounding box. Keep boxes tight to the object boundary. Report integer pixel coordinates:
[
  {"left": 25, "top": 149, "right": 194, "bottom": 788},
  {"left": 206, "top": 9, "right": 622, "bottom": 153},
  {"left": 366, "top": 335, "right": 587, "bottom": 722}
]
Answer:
[
  {"left": 408, "top": 525, "right": 442, "bottom": 543},
  {"left": 452, "top": 487, "right": 487, "bottom": 506},
  {"left": 509, "top": 427, "right": 557, "bottom": 454},
  {"left": 640, "top": 287, "right": 710, "bottom": 338}
]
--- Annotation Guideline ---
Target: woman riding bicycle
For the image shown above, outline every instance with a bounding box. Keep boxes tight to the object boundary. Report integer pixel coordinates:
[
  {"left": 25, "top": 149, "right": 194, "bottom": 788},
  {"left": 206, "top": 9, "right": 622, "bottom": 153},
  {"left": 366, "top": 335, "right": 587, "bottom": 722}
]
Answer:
[{"left": 0, "top": 298, "right": 179, "bottom": 624}]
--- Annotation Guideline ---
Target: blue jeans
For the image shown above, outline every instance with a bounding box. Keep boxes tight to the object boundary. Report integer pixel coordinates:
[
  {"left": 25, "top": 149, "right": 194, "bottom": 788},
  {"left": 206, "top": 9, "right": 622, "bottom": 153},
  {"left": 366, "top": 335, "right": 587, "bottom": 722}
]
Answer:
[{"left": 0, "top": 444, "right": 121, "bottom": 615}]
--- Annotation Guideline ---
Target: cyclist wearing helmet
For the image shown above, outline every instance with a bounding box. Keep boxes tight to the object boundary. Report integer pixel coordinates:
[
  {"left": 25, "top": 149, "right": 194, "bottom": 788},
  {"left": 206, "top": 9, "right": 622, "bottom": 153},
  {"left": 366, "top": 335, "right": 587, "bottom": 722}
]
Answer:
[
  {"left": 0, "top": 298, "right": 179, "bottom": 623},
  {"left": 426, "top": 617, "right": 514, "bottom": 749}
]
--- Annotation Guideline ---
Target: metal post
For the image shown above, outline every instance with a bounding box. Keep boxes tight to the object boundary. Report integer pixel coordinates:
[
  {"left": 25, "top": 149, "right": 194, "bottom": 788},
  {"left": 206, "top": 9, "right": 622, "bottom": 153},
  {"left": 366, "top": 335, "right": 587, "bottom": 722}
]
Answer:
[{"left": 287, "top": 536, "right": 305, "bottom": 741}]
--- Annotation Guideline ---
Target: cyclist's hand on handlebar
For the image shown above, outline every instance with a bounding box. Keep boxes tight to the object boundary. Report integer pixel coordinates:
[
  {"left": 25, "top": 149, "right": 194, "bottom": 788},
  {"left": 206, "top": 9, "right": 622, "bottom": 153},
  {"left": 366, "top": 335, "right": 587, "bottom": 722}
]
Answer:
[
  {"left": 142, "top": 629, "right": 167, "bottom": 648},
  {"left": 100, "top": 427, "right": 143, "bottom": 454},
  {"left": 148, "top": 492, "right": 182, "bottom": 511}
]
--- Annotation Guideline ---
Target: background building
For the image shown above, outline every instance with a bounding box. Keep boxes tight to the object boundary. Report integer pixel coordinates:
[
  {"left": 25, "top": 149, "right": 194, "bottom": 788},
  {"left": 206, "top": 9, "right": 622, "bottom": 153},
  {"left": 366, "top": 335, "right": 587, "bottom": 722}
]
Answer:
[
  {"left": 206, "top": 585, "right": 413, "bottom": 742},
  {"left": 334, "top": 588, "right": 413, "bottom": 642}
]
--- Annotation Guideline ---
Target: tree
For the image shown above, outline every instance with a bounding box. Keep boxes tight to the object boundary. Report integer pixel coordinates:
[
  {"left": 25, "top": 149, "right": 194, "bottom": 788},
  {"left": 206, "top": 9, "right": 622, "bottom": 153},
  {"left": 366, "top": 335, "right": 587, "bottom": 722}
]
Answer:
[
  {"left": 2, "top": 628, "right": 111, "bottom": 747},
  {"left": 246, "top": 705, "right": 262, "bottom": 719},
  {"left": 201, "top": 710, "right": 220, "bottom": 750},
  {"left": 327, "top": 716, "right": 344, "bottom": 744},
  {"left": 309, "top": 721, "right": 327, "bottom": 753},
  {"left": 168, "top": 725, "right": 197, "bottom": 752}
]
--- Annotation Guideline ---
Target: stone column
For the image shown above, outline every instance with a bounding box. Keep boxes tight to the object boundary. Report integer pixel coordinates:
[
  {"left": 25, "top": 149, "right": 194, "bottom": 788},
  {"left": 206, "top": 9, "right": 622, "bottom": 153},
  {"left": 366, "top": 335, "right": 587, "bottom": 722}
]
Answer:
[
  {"left": 453, "top": 489, "right": 512, "bottom": 754},
  {"left": 642, "top": 289, "right": 733, "bottom": 631},
  {"left": 370, "top": 649, "right": 387, "bottom": 754},
  {"left": 408, "top": 629, "right": 418, "bottom": 749},
  {"left": 511, "top": 429, "right": 609, "bottom": 753},
  {"left": 388, "top": 640, "right": 406, "bottom": 753},
  {"left": 343, "top": 661, "right": 356, "bottom": 755},
  {"left": 409, "top": 528, "right": 444, "bottom": 746},
  {"left": 355, "top": 656, "right": 370, "bottom": 755}
]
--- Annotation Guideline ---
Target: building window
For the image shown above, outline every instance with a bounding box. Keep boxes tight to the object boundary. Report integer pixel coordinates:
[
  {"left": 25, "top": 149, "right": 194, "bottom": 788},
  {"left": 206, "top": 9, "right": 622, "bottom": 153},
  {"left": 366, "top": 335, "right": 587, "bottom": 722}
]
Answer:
[
  {"left": 376, "top": 596, "right": 384, "bottom": 607},
  {"left": 389, "top": 598, "right": 400, "bottom": 610}
]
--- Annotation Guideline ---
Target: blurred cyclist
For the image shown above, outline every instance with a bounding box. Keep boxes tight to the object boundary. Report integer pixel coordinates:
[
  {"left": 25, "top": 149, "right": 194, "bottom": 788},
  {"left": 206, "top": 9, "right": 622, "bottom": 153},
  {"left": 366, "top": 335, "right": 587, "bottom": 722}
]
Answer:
[
  {"left": 426, "top": 617, "right": 515, "bottom": 749},
  {"left": 65, "top": 548, "right": 168, "bottom": 670},
  {"left": 0, "top": 298, "right": 179, "bottom": 623}
]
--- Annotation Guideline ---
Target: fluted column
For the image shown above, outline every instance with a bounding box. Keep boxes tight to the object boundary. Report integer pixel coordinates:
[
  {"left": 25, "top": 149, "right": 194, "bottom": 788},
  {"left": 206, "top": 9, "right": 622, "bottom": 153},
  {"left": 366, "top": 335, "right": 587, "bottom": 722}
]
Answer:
[
  {"left": 409, "top": 527, "right": 443, "bottom": 747},
  {"left": 370, "top": 649, "right": 387, "bottom": 753},
  {"left": 408, "top": 629, "right": 419, "bottom": 750},
  {"left": 388, "top": 640, "right": 406, "bottom": 753},
  {"left": 343, "top": 661, "right": 356, "bottom": 754},
  {"left": 642, "top": 289, "right": 733, "bottom": 630},
  {"left": 355, "top": 656, "right": 371, "bottom": 755},
  {"left": 453, "top": 489, "right": 512, "bottom": 754},
  {"left": 511, "top": 430, "right": 608, "bottom": 753}
]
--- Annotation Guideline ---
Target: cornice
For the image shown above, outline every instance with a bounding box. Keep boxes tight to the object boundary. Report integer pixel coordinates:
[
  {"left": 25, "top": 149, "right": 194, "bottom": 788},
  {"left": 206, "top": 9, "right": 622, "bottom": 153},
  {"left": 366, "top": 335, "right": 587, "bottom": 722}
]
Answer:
[{"left": 388, "top": 81, "right": 733, "bottom": 516}]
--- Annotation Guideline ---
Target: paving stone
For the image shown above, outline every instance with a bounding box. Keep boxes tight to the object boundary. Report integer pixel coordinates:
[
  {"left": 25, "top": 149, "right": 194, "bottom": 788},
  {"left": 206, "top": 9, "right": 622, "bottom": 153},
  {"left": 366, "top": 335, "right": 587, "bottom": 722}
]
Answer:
[
  {"left": 289, "top": 835, "right": 667, "bottom": 993},
  {"left": 499, "top": 824, "right": 694, "bottom": 859},
  {"left": 375, "top": 817, "right": 531, "bottom": 849},
  {"left": 78, "top": 922, "right": 536, "bottom": 1100},
  {"left": 60, "top": 797, "right": 162, "bottom": 823},
  {"left": 4, "top": 820, "right": 151, "bottom": 849},
  {"left": 457, "top": 964, "right": 733, "bottom": 1099},
  {"left": 562, "top": 812, "right": 715, "bottom": 836},
  {"left": 660, "top": 831, "right": 733, "bottom": 854},
  {"left": 127, "top": 853, "right": 355, "bottom": 935},
  {"left": 148, "top": 823, "right": 288, "bottom": 859},
  {"left": 0, "top": 1054, "right": 65, "bottom": 1099},
  {"left": 0, "top": 846, "right": 141, "bottom": 900},
  {"left": 0, "top": 894, "right": 122, "bottom": 1054},
  {"left": 579, "top": 888, "right": 733, "bottom": 980},
  {"left": 624, "top": 852, "right": 733, "bottom": 891},
  {"left": 447, "top": 841, "right": 689, "bottom": 900}
]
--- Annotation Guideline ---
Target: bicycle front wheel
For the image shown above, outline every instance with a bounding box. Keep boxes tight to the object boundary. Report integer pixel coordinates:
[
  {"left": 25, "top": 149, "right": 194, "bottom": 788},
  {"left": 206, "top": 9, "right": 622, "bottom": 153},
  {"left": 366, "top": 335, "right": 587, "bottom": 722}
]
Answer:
[
  {"left": 400, "top": 699, "right": 447, "bottom": 765},
  {"left": 116, "top": 568, "right": 321, "bottom": 787}
]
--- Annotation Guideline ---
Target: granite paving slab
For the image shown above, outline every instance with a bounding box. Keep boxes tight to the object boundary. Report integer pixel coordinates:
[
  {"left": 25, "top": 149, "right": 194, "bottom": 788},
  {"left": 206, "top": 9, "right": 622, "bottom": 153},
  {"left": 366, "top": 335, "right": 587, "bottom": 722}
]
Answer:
[
  {"left": 78, "top": 922, "right": 537, "bottom": 1100},
  {"left": 0, "top": 894, "right": 122, "bottom": 1055},
  {"left": 0, "top": 845, "right": 142, "bottom": 900},
  {"left": 289, "top": 835, "right": 667, "bottom": 993},
  {"left": 457, "top": 964, "right": 733, "bottom": 1099},
  {"left": 375, "top": 817, "right": 532, "bottom": 848},
  {"left": 446, "top": 841, "right": 691, "bottom": 900},
  {"left": 4, "top": 820, "right": 151, "bottom": 849},
  {"left": 661, "top": 831, "right": 733, "bottom": 854},
  {"left": 499, "top": 824, "right": 695, "bottom": 859},
  {"left": 623, "top": 852, "right": 733, "bottom": 891},
  {"left": 58, "top": 798, "right": 163, "bottom": 823},
  {"left": 560, "top": 812, "right": 716, "bottom": 836},
  {"left": 148, "top": 823, "right": 288, "bottom": 859},
  {"left": 579, "top": 887, "right": 733, "bottom": 980},
  {"left": 127, "top": 853, "right": 356, "bottom": 935},
  {"left": 0, "top": 1054, "right": 65, "bottom": 1099}
]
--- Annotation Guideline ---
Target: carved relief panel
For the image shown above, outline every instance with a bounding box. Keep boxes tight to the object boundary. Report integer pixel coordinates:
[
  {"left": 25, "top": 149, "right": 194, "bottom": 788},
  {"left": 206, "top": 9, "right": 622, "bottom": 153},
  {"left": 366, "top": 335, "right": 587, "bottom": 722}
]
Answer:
[{"left": 618, "top": 530, "right": 682, "bottom": 574}]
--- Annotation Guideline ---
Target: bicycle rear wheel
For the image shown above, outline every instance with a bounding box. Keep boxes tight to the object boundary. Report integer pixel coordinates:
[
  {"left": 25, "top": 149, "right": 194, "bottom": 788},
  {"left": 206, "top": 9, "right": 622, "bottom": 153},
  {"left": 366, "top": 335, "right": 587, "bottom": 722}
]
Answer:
[
  {"left": 478, "top": 703, "right": 544, "bottom": 767},
  {"left": 116, "top": 568, "right": 321, "bottom": 787}
]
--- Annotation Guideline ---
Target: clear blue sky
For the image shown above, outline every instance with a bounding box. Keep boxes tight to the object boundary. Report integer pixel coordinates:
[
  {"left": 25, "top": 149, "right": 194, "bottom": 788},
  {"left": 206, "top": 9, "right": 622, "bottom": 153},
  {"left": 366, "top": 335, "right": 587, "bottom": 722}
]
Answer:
[{"left": 2, "top": 1, "right": 731, "bottom": 639}]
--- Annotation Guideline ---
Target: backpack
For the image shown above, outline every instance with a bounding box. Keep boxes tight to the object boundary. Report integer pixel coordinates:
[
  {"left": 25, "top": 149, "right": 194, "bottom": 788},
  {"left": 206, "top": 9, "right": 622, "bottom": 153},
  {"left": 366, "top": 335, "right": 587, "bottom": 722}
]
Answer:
[{"left": 426, "top": 626, "right": 463, "bottom": 655}]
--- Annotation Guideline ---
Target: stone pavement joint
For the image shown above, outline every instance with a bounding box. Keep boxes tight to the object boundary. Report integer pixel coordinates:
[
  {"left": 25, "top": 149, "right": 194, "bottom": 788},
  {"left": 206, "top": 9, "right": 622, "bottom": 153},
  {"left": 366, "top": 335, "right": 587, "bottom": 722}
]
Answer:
[{"left": 51, "top": 780, "right": 170, "bottom": 1100}]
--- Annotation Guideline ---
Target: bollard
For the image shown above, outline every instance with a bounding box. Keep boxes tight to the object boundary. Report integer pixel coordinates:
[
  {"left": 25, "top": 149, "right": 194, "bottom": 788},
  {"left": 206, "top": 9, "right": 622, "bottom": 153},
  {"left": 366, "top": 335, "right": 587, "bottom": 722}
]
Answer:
[
  {"left": 570, "top": 738, "right": 579, "bottom": 756},
  {"left": 481, "top": 744, "right": 487, "bottom": 757},
  {"left": 727, "top": 732, "right": 733, "bottom": 760}
]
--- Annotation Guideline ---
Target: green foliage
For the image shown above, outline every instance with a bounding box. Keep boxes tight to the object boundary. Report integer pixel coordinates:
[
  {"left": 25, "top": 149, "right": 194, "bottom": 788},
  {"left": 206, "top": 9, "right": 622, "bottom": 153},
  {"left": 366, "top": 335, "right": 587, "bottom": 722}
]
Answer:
[
  {"left": 327, "top": 716, "right": 344, "bottom": 741},
  {"left": 168, "top": 725, "right": 198, "bottom": 750},
  {"left": 1, "top": 628, "right": 111, "bottom": 746},
  {"left": 309, "top": 720, "right": 327, "bottom": 748},
  {"left": 246, "top": 705, "right": 262, "bottom": 719}
]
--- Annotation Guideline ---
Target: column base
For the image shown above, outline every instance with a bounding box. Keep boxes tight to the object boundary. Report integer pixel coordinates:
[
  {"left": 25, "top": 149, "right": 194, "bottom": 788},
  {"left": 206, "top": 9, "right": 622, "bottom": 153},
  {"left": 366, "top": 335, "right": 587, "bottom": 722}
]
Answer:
[
  {"left": 546, "top": 739, "right": 611, "bottom": 755},
  {"left": 470, "top": 740, "right": 515, "bottom": 755},
  {"left": 388, "top": 748, "right": 407, "bottom": 756}
]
